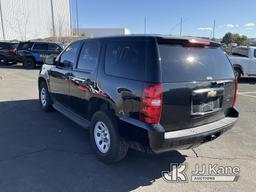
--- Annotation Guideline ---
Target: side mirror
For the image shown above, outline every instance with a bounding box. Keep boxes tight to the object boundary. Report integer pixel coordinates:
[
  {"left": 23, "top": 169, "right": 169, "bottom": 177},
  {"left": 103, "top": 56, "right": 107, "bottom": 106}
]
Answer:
[
  {"left": 57, "top": 47, "right": 63, "bottom": 53},
  {"left": 44, "top": 55, "right": 56, "bottom": 65}
]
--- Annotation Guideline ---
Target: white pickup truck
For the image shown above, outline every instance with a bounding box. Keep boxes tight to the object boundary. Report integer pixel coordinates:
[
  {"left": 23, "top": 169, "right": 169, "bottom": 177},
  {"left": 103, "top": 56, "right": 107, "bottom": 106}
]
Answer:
[{"left": 228, "top": 46, "right": 256, "bottom": 79}]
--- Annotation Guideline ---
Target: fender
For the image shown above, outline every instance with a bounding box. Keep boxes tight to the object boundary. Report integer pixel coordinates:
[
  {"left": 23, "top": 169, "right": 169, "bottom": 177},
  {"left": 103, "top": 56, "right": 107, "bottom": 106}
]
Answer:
[{"left": 38, "top": 64, "right": 53, "bottom": 91}]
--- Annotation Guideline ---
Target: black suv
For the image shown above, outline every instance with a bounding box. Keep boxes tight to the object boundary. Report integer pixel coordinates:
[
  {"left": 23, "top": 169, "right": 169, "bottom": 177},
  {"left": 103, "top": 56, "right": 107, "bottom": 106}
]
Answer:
[
  {"left": 16, "top": 41, "right": 63, "bottom": 69},
  {"left": 38, "top": 36, "right": 239, "bottom": 163},
  {"left": 0, "top": 42, "right": 18, "bottom": 65}
]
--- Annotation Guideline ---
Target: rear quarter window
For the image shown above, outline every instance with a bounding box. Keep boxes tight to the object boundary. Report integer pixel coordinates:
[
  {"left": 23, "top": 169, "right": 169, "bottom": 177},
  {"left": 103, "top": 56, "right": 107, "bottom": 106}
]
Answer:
[
  {"left": 17, "top": 42, "right": 34, "bottom": 50},
  {"left": 159, "top": 45, "right": 234, "bottom": 82},
  {"left": 232, "top": 47, "right": 249, "bottom": 57},
  {"left": 0, "top": 43, "right": 11, "bottom": 50},
  {"left": 104, "top": 40, "right": 147, "bottom": 81}
]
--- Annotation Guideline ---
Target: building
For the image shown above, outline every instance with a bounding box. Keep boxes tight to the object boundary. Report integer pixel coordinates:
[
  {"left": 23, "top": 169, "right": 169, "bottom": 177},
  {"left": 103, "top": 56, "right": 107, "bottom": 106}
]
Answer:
[
  {"left": 77, "top": 28, "right": 131, "bottom": 37},
  {"left": 0, "top": 0, "right": 72, "bottom": 41}
]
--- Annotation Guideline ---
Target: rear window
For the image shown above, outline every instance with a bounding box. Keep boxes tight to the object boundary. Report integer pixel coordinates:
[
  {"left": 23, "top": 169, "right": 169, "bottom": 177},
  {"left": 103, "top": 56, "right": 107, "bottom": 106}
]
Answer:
[
  {"left": 158, "top": 45, "right": 234, "bottom": 82},
  {"left": 105, "top": 41, "right": 147, "bottom": 81},
  {"left": 0, "top": 42, "right": 13, "bottom": 50}
]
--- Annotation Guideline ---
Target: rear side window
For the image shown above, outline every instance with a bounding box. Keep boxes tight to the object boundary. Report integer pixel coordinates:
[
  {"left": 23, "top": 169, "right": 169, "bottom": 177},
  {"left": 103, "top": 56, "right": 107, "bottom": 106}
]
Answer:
[
  {"left": 232, "top": 47, "right": 249, "bottom": 57},
  {"left": 33, "top": 43, "right": 48, "bottom": 50},
  {"left": 48, "top": 43, "right": 60, "bottom": 51},
  {"left": 254, "top": 49, "right": 256, "bottom": 58},
  {"left": 77, "top": 40, "right": 100, "bottom": 71},
  {"left": 0, "top": 43, "right": 12, "bottom": 50},
  {"left": 159, "top": 45, "right": 234, "bottom": 82},
  {"left": 17, "top": 42, "right": 34, "bottom": 50},
  {"left": 105, "top": 41, "right": 146, "bottom": 80}
]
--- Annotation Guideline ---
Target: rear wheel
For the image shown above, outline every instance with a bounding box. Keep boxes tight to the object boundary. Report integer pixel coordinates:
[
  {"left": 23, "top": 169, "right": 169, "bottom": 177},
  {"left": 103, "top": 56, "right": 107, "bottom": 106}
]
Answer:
[
  {"left": 234, "top": 68, "right": 242, "bottom": 80},
  {"left": 23, "top": 57, "right": 36, "bottom": 69},
  {"left": 39, "top": 81, "right": 53, "bottom": 112},
  {"left": 0, "top": 56, "right": 7, "bottom": 66},
  {"left": 90, "top": 111, "right": 128, "bottom": 163}
]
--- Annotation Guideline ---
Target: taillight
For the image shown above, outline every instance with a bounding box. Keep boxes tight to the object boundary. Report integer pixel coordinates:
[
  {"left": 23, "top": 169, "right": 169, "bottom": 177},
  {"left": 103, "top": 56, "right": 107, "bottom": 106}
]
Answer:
[
  {"left": 188, "top": 39, "right": 210, "bottom": 46},
  {"left": 232, "top": 80, "right": 238, "bottom": 108},
  {"left": 139, "top": 83, "right": 163, "bottom": 124}
]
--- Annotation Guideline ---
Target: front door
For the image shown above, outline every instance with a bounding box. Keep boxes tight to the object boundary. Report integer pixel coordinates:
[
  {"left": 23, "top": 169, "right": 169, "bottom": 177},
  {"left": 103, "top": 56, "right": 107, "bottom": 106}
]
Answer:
[{"left": 48, "top": 41, "right": 82, "bottom": 106}]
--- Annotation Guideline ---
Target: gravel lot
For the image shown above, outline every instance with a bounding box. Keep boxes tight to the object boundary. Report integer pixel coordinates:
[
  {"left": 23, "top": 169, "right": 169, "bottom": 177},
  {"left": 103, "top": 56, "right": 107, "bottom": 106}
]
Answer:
[{"left": 0, "top": 65, "right": 255, "bottom": 192}]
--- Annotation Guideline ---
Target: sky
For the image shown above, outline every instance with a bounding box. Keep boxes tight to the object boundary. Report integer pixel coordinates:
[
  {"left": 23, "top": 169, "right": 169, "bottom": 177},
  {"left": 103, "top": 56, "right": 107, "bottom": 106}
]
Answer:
[{"left": 71, "top": 0, "right": 256, "bottom": 38}]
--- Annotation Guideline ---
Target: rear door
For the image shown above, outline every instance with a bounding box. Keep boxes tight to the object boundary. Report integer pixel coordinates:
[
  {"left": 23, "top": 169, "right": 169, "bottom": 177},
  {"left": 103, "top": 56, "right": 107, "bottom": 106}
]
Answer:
[
  {"left": 32, "top": 42, "right": 49, "bottom": 63},
  {"left": 158, "top": 39, "right": 236, "bottom": 132}
]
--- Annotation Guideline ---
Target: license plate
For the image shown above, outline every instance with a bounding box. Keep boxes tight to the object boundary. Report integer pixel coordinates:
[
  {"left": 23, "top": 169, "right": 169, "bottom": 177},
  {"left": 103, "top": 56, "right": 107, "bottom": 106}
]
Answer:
[
  {"left": 199, "top": 101, "right": 214, "bottom": 112},
  {"left": 191, "top": 99, "right": 220, "bottom": 115}
]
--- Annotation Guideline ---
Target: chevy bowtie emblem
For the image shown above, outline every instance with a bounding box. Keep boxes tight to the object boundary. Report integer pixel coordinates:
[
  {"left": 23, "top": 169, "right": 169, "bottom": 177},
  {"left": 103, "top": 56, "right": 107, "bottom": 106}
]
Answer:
[{"left": 208, "top": 90, "right": 217, "bottom": 97}]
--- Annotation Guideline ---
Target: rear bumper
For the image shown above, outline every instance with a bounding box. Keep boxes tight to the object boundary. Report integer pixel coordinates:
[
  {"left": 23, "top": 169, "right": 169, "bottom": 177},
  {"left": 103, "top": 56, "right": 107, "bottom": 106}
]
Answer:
[{"left": 148, "top": 108, "right": 239, "bottom": 153}]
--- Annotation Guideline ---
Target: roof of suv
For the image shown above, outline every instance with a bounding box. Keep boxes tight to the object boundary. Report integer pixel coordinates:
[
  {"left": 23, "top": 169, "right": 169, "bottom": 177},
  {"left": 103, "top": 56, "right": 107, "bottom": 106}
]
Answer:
[{"left": 72, "top": 35, "right": 219, "bottom": 46}]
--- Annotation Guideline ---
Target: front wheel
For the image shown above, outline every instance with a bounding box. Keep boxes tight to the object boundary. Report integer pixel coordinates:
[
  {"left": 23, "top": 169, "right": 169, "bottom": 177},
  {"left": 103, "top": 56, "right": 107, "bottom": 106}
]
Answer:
[
  {"left": 23, "top": 58, "right": 36, "bottom": 69},
  {"left": 39, "top": 81, "right": 53, "bottom": 112},
  {"left": 90, "top": 111, "right": 128, "bottom": 163}
]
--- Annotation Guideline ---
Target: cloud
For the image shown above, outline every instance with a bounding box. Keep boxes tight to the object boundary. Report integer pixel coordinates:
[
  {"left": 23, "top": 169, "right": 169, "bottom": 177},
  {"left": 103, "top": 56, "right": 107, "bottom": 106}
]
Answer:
[
  {"left": 226, "top": 24, "right": 239, "bottom": 28},
  {"left": 197, "top": 27, "right": 212, "bottom": 31},
  {"left": 244, "top": 23, "right": 255, "bottom": 27},
  {"left": 245, "top": 27, "right": 253, "bottom": 31},
  {"left": 226, "top": 24, "right": 234, "bottom": 28}
]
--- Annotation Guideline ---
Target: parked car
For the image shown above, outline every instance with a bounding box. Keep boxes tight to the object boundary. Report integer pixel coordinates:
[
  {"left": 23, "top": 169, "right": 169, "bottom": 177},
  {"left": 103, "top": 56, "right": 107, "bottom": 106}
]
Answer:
[
  {"left": 38, "top": 36, "right": 239, "bottom": 163},
  {"left": 0, "top": 42, "right": 18, "bottom": 65},
  {"left": 228, "top": 46, "right": 256, "bottom": 79},
  {"left": 16, "top": 41, "right": 63, "bottom": 69}
]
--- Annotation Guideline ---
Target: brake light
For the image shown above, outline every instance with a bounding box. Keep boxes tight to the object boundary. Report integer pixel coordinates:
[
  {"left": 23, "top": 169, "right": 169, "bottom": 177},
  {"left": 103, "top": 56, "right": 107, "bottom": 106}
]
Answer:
[
  {"left": 188, "top": 39, "right": 210, "bottom": 46},
  {"left": 232, "top": 80, "right": 238, "bottom": 108},
  {"left": 139, "top": 83, "right": 163, "bottom": 124}
]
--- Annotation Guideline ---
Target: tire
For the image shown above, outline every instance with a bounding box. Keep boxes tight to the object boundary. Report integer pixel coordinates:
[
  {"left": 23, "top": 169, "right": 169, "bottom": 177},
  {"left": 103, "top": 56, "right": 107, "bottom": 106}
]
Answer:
[
  {"left": 90, "top": 111, "right": 128, "bottom": 163},
  {"left": 23, "top": 57, "right": 36, "bottom": 69},
  {"left": 39, "top": 81, "right": 53, "bottom": 112},
  {"left": 0, "top": 56, "right": 7, "bottom": 66},
  {"left": 234, "top": 68, "right": 242, "bottom": 80}
]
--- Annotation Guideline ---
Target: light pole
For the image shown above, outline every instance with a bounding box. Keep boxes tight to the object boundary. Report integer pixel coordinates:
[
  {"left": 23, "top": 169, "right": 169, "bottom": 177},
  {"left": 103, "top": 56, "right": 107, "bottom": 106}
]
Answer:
[
  {"left": 179, "top": 17, "right": 183, "bottom": 36},
  {"left": 0, "top": 0, "right": 5, "bottom": 40},
  {"left": 76, "top": 0, "right": 79, "bottom": 36},
  {"left": 69, "top": 0, "right": 72, "bottom": 36},
  {"left": 212, "top": 20, "right": 216, "bottom": 39},
  {"left": 144, "top": 16, "right": 147, "bottom": 34},
  {"left": 50, "top": 0, "right": 56, "bottom": 37}
]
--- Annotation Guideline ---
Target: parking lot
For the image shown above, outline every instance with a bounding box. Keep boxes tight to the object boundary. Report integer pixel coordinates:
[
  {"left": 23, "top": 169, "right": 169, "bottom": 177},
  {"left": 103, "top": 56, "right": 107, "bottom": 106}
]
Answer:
[{"left": 0, "top": 65, "right": 255, "bottom": 192}]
